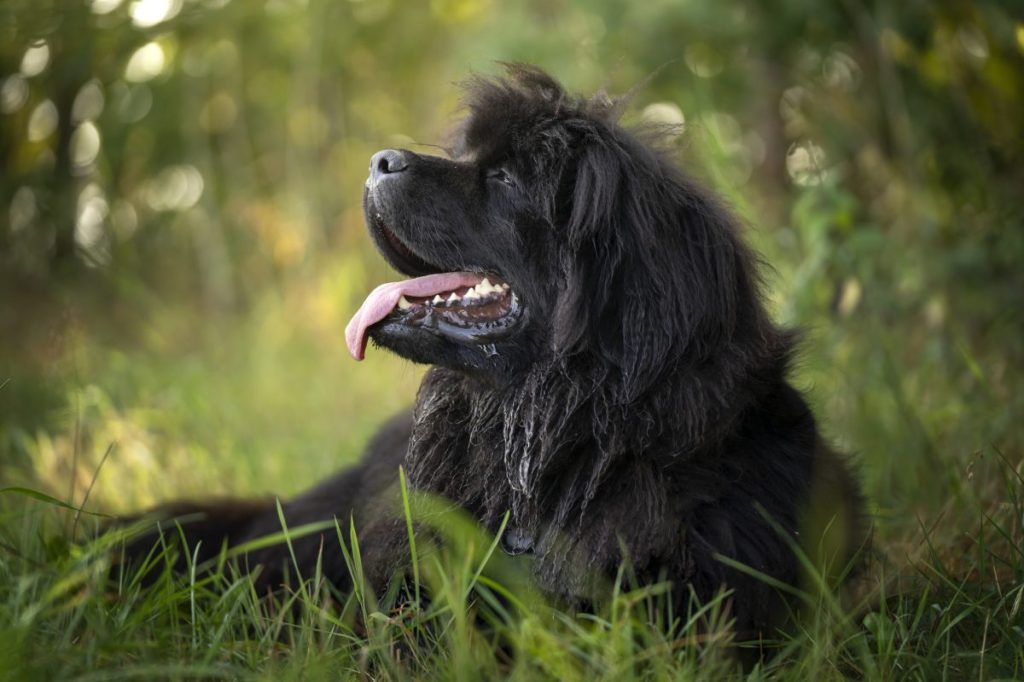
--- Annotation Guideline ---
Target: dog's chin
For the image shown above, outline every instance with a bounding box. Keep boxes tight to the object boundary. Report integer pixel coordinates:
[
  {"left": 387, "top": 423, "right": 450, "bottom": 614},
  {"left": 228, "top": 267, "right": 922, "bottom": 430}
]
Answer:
[{"left": 368, "top": 321, "right": 521, "bottom": 374}]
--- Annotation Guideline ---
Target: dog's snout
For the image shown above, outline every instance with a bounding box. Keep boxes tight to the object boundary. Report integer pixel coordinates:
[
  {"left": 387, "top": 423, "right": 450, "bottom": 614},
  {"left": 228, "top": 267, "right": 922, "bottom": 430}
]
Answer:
[{"left": 369, "top": 149, "right": 409, "bottom": 183}]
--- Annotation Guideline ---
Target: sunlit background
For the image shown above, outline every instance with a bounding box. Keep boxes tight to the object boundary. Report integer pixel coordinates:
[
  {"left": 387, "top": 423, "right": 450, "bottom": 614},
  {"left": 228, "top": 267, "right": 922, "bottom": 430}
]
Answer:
[{"left": 1, "top": 0, "right": 1021, "bottom": 572}]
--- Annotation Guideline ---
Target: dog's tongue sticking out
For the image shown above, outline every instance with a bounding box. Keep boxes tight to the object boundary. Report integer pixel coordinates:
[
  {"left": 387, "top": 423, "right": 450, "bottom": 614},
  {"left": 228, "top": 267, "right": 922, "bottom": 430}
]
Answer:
[{"left": 345, "top": 272, "right": 483, "bottom": 360}]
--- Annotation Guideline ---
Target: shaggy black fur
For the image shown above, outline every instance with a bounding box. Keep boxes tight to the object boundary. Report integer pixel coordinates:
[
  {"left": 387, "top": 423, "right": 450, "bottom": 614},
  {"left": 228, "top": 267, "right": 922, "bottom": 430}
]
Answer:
[{"left": 120, "top": 65, "right": 865, "bottom": 637}]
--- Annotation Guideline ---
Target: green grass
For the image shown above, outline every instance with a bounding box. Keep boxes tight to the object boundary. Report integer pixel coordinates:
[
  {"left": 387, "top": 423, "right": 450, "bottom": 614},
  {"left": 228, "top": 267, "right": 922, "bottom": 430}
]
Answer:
[
  {"left": 1, "top": 267, "right": 1021, "bottom": 681},
  {"left": 0, "top": 458, "right": 1021, "bottom": 681}
]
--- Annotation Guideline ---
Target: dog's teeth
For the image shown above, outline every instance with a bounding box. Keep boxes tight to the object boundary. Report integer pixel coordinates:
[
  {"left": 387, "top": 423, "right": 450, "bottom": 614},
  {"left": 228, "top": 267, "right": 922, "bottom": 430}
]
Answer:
[
  {"left": 463, "top": 288, "right": 480, "bottom": 301},
  {"left": 432, "top": 295, "right": 444, "bottom": 304},
  {"left": 500, "top": 283, "right": 510, "bottom": 291},
  {"left": 447, "top": 292, "right": 460, "bottom": 304},
  {"left": 397, "top": 296, "right": 412, "bottom": 310}
]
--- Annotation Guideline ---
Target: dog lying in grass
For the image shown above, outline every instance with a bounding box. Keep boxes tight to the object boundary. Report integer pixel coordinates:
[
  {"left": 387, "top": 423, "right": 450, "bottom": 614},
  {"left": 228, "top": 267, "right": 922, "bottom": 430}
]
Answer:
[{"left": 121, "top": 64, "right": 866, "bottom": 638}]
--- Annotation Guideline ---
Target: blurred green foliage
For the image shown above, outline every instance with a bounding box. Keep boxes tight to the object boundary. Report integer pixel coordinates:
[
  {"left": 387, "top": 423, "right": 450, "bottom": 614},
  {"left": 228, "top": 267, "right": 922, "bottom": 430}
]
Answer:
[{"left": 0, "top": 0, "right": 1022, "bottom": 547}]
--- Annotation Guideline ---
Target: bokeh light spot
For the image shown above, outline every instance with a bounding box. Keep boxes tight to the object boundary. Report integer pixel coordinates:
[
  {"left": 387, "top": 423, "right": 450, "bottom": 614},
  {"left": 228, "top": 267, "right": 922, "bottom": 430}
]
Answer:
[
  {"left": 0, "top": 75, "right": 29, "bottom": 114},
  {"left": 779, "top": 85, "right": 808, "bottom": 137},
  {"left": 9, "top": 186, "right": 37, "bottom": 234},
  {"left": 76, "top": 183, "right": 112, "bottom": 265},
  {"left": 641, "top": 102, "right": 685, "bottom": 138},
  {"left": 957, "top": 25, "right": 989, "bottom": 60},
  {"left": 125, "top": 42, "right": 167, "bottom": 82},
  {"left": 837, "top": 278, "right": 862, "bottom": 317},
  {"left": 129, "top": 0, "right": 182, "bottom": 28},
  {"left": 111, "top": 200, "right": 139, "bottom": 240},
  {"left": 786, "top": 141, "right": 830, "bottom": 186},
  {"left": 684, "top": 43, "right": 724, "bottom": 79},
  {"left": 72, "top": 79, "right": 106, "bottom": 123},
  {"left": 71, "top": 121, "right": 103, "bottom": 170},
  {"left": 113, "top": 82, "right": 153, "bottom": 122},
  {"left": 90, "top": 0, "right": 125, "bottom": 14},
  {"left": 143, "top": 165, "right": 204, "bottom": 211},
  {"left": 20, "top": 41, "right": 50, "bottom": 78},
  {"left": 823, "top": 49, "right": 862, "bottom": 91},
  {"left": 27, "top": 100, "right": 59, "bottom": 142}
]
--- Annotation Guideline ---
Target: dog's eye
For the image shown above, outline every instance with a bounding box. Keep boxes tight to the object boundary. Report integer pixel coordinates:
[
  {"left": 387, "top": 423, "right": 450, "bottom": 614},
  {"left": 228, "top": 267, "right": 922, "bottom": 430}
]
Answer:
[{"left": 486, "top": 167, "right": 516, "bottom": 188}]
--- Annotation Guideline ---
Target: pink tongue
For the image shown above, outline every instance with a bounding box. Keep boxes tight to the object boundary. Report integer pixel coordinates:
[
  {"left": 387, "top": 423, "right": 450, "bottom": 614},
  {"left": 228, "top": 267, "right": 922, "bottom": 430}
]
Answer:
[{"left": 345, "top": 272, "right": 484, "bottom": 360}]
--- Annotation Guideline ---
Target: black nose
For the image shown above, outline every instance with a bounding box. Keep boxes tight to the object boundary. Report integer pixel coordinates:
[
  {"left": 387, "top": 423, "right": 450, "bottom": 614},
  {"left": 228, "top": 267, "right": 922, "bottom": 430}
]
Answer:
[{"left": 369, "top": 149, "right": 408, "bottom": 183}]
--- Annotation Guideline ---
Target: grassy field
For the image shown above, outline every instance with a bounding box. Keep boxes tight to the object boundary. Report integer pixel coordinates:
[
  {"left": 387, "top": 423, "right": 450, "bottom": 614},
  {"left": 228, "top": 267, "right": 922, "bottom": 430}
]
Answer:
[{"left": 1, "top": 259, "right": 1021, "bottom": 681}]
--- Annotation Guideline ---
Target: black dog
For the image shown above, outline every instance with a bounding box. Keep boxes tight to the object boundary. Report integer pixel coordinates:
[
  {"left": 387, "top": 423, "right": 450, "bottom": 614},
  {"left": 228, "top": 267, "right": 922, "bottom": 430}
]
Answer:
[{"left": 122, "top": 65, "right": 865, "bottom": 636}]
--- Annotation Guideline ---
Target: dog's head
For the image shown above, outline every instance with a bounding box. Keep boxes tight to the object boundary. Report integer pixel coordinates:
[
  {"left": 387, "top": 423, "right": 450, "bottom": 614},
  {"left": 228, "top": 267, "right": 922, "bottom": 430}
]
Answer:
[{"left": 346, "top": 65, "right": 767, "bottom": 393}]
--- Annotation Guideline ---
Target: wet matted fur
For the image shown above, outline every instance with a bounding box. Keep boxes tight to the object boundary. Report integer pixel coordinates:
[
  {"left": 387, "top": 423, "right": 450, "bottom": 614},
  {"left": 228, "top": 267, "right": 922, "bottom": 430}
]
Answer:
[{"left": 120, "top": 65, "right": 866, "bottom": 637}]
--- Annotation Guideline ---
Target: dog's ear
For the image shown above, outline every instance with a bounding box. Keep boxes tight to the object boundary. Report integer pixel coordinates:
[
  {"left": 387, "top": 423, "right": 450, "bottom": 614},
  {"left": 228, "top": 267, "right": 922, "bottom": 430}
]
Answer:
[
  {"left": 553, "top": 134, "right": 761, "bottom": 399},
  {"left": 551, "top": 142, "right": 623, "bottom": 357}
]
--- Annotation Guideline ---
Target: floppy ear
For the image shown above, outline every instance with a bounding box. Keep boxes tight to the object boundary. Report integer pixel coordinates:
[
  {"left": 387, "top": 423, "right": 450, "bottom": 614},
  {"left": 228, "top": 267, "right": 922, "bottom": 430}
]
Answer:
[
  {"left": 552, "top": 135, "right": 758, "bottom": 399},
  {"left": 551, "top": 142, "right": 624, "bottom": 356}
]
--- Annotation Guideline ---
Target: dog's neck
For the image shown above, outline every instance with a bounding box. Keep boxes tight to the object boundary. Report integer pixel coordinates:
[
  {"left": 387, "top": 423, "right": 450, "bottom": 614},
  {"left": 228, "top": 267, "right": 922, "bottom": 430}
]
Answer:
[{"left": 405, "top": 346, "right": 786, "bottom": 532}]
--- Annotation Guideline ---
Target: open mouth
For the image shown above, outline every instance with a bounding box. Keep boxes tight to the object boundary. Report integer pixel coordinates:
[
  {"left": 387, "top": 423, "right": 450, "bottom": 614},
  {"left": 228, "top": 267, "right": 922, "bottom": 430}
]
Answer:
[{"left": 345, "top": 217, "right": 522, "bottom": 360}]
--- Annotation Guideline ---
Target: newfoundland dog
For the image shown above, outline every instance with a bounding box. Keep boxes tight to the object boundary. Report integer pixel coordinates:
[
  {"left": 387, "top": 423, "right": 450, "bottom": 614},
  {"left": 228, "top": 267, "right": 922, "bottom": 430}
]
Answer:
[{"left": 122, "top": 65, "right": 865, "bottom": 636}]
